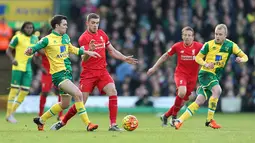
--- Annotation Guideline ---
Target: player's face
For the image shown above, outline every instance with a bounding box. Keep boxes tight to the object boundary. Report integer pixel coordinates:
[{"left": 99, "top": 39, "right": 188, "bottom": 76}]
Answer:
[
  {"left": 182, "top": 30, "right": 194, "bottom": 46},
  {"left": 215, "top": 28, "right": 226, "bottom": 44},
  {"left": 24, "top": 24, "right": 34, "bottom": 36},
  {"left": 87, "top": 18, "right": 100, "bottom": 33},
  {"left": 56, "top": 19, "right": 68, "bottom": 35}
]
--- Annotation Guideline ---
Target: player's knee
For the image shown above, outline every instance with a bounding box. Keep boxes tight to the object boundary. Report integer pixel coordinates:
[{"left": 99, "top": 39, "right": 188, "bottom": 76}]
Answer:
[
  {"left": 195, "top": 95, "right": 206, "bottom": 105},
  {"left": 107, "top": 88, "right": 117, "bottom": 96},
  {"left": 73, "top": 90, "right": 83, "bottom": 99},
  {"left": 178, "top": 90, "right": 186, "bottom": 98},
  {"left": 60, "top": 102, "right": 70, "bottom": 109}
]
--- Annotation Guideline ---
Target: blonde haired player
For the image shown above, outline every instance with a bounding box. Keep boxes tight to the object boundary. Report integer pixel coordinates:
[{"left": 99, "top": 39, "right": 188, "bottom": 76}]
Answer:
[{"left": 174, "top": 24, "right": 248, "bottom": 130}]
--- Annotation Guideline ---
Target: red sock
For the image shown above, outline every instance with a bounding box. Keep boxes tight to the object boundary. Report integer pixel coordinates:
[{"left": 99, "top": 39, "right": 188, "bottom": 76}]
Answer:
[
  {"left": 57, "top": 95, "right": 63, "bottom": 117},
  {"left": 172, "top": 96, "right": 183, "bottom": 116},
  {"left": 164, "top": 106, "right": 174, "bottom": 118},
  {"left": 62, "top": 104, "right": 77, "bottom": 124},
  {"left": 39, "top": 95, "right": 47, "bottom": 116},
  {"left": 109, "top": 95, "right": 118, "bottom": 126}
]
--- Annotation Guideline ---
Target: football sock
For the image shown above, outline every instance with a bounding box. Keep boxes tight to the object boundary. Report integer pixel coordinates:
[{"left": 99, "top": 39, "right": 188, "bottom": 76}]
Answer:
[
  {"left": 57, "top": 95, "right": 63, "bottom": 117},
  {"left": 40, "top": 103, "right": 62, "bottom": 123},
  {"left": 75, "top": 102, "right": 90, "bottom": 125},
  {"left": 164, "top": 106, "right": 174, "bottom": 118},
  {"left": 39, "top": 95, "right": 47, "bottom": 116},
  {"left": 207, "top": 97, "right": 218, "bottom": 122},
  {"left": 62, "top": 104, "right": 77, "bottom": 124},
  {"left": 179, "top": 102, "right": 199, "bottom": 123},
  {"left": 12, "top": 90, "right": 29, "bottom": 114},
  {"left": 109, "top": 95, "right": 118, "bottom": 126},
  {"left": 6, "top": 87, "right": 19, "bottom": 117},
  {"left": 172, "top": 96, "right": 183, "bottom": 116}
]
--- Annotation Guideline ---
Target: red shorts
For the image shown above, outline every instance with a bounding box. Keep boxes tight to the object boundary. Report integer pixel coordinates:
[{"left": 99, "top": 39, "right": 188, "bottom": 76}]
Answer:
[
  {"left": 41, "top": 73, "right": 53, "bottom": 92},
  {"left": 174, "top": 73, "right": 197, "bottom": 101},
  {"left": 79, "top": 69, "right": 114, "bottom": 95}
]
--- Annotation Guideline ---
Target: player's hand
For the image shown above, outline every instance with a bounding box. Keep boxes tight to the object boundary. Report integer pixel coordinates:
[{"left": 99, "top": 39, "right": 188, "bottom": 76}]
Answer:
[
  {"left": 235, "top": 57, "right": 243, "bottom": 63},
  {"left": 89, "top": 39, "right": 96, "bottom": 51},
  {"left": 85, "top": 51, "right": 101, "bottom": 58},
  {"left": 204, "top": 62, "right": 214, "bottom": 69},
  {"left": 25, "top": 48, "right": 33, "bottom": 56},
  {"left": 147, "top": 68, "right": 156, "bottom": 76},
  {"left": 124, "top": 55, "right": 138, "bottom": 65},
  {"left": 12, "top": 59, "right": 18, "bottom": 66}
]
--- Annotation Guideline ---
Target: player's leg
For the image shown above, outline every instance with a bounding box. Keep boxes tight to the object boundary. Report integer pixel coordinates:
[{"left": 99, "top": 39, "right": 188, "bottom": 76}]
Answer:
[
  {"left": 39, "top": 74, "right": 52, "bottom": 116},
  {"left": 53, "top": 87, "right": 63, "bottom": 120},
  {"left": 162, "top": 75, "right": 187, "bottom": 126},
  {"left": 6, "top": 70, "right": 21, "bottom": 123},
  {"left": 11, "top": 71, "right": 32, "bottom": 116},
  {"left": 206, "top": 84, "right": 222, "bottom": 129},
  {"left": 99, "top": 71, "right": 121, "bottom": 131}
]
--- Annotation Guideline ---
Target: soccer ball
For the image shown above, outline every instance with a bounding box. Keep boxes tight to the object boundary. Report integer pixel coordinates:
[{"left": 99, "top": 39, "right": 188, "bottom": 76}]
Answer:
[{"left": 122, "top": 115, "right": 138, "bottom": 131}]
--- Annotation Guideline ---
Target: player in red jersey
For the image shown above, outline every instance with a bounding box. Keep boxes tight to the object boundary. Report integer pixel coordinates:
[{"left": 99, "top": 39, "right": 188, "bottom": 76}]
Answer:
[
  {"left": 34, "top": 50, "right": 63, "bottom": 120},
  {"left": 147, "top": 26, "right": 203, "bottom": 127},
  {"left": 50, "top": 13, "right": 138, "bottom": 131}
]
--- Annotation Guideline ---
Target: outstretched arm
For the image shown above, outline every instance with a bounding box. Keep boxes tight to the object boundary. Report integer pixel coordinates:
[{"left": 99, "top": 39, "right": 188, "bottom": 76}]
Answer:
[
  {"left": 25, "top": 37, "right": 48, "bottom": 56},
  {"left": 107, "top": 44, "right": 138, "bottom": 64},
  {"left": 147, "top": 52, "right": 169, "bottom": 76}
]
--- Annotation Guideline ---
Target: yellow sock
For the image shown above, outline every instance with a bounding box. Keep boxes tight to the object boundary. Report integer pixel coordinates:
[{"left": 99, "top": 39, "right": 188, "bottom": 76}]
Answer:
[
  {"left": 75, "top": 102, "right": 90, "bottom": 125},
  {"left": 6, "top": 87, "right": 19, "bottom": 117},
  {"left": 179, "top": 102, "right": 199, "bottom": 122},
  {"left": 40, "top": 103, "right": 62, "bottom": 123},
  {"left": 12, "top": 90, "right": 29, "bottom": 114},
  {"left": 207, "top": 97, "right": 218, "bottom": 122}
]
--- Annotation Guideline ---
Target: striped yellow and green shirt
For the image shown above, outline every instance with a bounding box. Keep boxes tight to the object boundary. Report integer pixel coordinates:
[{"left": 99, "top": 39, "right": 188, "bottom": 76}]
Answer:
[
  {"left": 9, "top": 33, "right": 38, "bottom": 72},
  {"left": 196, "top": 39, "right": 248, "bottom": 78},
  {"left": 30, "top": 30, "right": 84, "bottom": 74}
]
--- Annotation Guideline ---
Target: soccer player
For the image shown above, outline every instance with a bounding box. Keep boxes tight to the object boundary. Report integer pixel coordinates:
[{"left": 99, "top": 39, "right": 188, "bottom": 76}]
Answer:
[
  {"left": 147, "top": 26, "right": 203, "bottom": 126},
  {"left": 174, "top": 24, "right": 248, "bottom": 130},
  {"left": 50, "top": 13, "right": 138, "bottom": 131},
  {"left": 25, "top": 15, "right": 100, "bottom": 131},
  {"left": 5, "top": 21, "right": 38, "bottom": 123},
  {"left": 34, "top": 50, "right": 63, "bottom": 120}
]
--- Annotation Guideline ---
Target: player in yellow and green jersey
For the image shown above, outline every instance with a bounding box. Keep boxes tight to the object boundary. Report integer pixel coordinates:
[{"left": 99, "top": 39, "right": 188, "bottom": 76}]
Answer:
[
  {"left": 174, "top": 24, "right": 248, "bottom": 130},
  {"left": 25, "top": 15, "right": 100, "bottom": 131},
  {"left": 5, "top": 22, "right": 38, "bottom": 123}
]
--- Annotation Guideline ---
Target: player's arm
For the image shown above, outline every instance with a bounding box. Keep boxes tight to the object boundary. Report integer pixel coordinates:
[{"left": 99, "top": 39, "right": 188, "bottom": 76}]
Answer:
[
  {"left": 147, "top": 52, "right": 169, "bottom": 76},
  {"left": 233, "top": 43, "right": 248, "bottom": 63},
  {"left": 6, "top": 36, "right": 18, "bottom": 66},
  {"left": 195, "top": 43, "right": 214, "bottom": 69},
  {"left": 25, "top": 37, "right": 48, "bottom": 56},
  {"left": 107, "top": 44, "right": 138, "bottom": 64}
]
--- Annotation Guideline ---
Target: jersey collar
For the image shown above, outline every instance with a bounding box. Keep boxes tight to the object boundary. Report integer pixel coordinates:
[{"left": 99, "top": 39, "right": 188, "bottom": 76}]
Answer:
[{"left": 52, "top": 30, "right": 61, "bottom": 36}]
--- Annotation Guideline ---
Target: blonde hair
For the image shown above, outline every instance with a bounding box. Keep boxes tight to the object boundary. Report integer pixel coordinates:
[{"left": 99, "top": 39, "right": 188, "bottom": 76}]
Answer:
[{"left": 215, "top": 24, "right": 228, "bottom": 35}]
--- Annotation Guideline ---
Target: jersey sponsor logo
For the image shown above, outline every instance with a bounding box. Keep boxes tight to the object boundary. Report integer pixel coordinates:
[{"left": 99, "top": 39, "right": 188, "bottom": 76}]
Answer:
[
  {"left": 60, "top": 46, "right": 66, "bottom": 53},
  {"left": 181, "top": 55, "right": 195, "bottom": 60}
]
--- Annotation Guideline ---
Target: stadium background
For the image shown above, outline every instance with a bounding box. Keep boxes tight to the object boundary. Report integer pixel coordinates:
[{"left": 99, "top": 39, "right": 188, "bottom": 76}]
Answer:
[{"left": 0, "top": 0, "right": 254, "bottom": 113}]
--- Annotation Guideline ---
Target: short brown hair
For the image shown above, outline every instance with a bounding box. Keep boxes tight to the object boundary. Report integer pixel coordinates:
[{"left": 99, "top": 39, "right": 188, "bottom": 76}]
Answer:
[
  {"left": 182, "top": 26, "right": 194, "bottom": 35},
  {"left": 86, "top": 13, "right": 100, "bottom": 22},
  {"left": 50, "top": 15, "right": 67, "bottom": 29}
]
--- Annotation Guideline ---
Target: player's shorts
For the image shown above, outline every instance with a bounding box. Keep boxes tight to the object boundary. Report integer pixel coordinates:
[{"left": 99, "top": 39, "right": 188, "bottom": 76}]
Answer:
[
  {"left": 11, "top": 70, "right": 32, "bottom": 90},
  {"left": 52, "top": 70, "right": 73, "bottom": 95},
  {"left": 174, "top": 73, "right": 197, "bottom": 101},
  {"left": 41, "top": 73, "right": 53, "bottom": 92},
  {"left": 80, "top": 69, "right": 114, "bottom": 95},
  {"left": 196, "top": 70, "right": 219, "bottom": 100}
]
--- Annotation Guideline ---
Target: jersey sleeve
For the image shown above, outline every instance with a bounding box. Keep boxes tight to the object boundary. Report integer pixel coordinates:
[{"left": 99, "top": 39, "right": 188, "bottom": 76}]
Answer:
[
  {"left": 69, "top": 44, "right": 84, "bottom": 55},
  {"left": 167, "top": 43, "right": 177, "bottom": 56},
  {"left": 232, "top": 43, "right": 242, "bottom": 55},
  {"left": 31, "top": 37, "right": 48, "bottom": 54},
  {"left": 101, "top": 30, "right": 110, "bottom": 47},
  {"left": 78, "top": 35, "right": 90, "bottom": 51},
  {"left": 200, "top": 42, "right": 209, "bottom": 55},
  {"left": 9, "top": 35, "right": 18, "bottom": 49}
]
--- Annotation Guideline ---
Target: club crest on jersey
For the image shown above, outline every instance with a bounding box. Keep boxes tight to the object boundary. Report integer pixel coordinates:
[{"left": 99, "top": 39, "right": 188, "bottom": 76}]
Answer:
[{"left": 192, "top": 49, "right": 195, "bottom": 55}]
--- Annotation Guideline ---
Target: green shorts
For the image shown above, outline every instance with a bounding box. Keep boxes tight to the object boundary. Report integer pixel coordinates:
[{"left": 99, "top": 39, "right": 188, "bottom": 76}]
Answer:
[
  {"left": 196, "top": 70, "right": 219, "bottom": 100},
  {"left": 11, "top": 70, "right": 32, "bottom": 90},
  {"left": 52, "top": 70, "right": 73, "bottom": 95}
]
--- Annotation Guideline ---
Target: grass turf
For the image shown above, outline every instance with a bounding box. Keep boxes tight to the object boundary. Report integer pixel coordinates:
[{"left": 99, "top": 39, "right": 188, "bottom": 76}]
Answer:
[{"left": 0, "top": 112, "right": 254, "bottom": 143}]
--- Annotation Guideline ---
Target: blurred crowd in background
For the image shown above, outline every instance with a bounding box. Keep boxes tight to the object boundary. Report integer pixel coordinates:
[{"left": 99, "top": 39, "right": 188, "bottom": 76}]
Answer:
[{"left": 2, "top": 0, "right": 255, "bottom": 109}]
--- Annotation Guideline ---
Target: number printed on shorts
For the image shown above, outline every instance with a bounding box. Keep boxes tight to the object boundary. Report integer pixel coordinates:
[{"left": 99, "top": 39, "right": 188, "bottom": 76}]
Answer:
[{"left": 180, "top": 80, "right": 183, "bottom": 84}]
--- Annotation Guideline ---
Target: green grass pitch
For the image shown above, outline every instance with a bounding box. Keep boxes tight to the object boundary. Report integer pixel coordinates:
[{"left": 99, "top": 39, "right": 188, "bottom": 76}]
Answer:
[{"left": 0, "top": 112, "right": 254, "bottom": 143}]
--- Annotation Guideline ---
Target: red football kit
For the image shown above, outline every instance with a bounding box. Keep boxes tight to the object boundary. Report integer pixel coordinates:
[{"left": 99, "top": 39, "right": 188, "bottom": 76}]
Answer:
[
  {"left": 167, "top": 41, "right": 203, "bottom": 100},
  {"left": 78, "top": 29, "right": 114, "bottom": 94}
]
